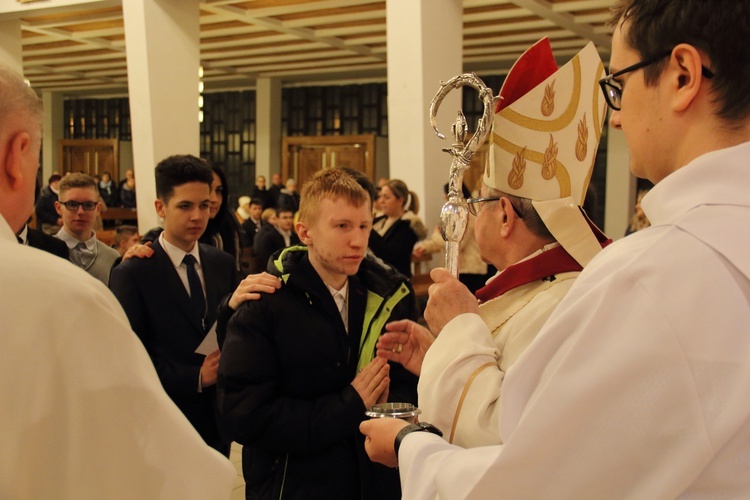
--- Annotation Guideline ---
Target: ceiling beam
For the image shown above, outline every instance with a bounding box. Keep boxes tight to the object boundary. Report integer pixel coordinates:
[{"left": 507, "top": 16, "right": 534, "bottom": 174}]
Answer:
[
  {"left": 201, "top": 3, "right": 385, "bottom": 61},
  {"left": 508, "top": 0, "right": 612, "bottom": 51}
]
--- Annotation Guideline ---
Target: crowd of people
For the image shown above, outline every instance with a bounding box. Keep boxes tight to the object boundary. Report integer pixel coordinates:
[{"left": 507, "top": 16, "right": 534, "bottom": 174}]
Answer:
[{"left": 4, "top": 0, "right": 750, "bottom": 497}]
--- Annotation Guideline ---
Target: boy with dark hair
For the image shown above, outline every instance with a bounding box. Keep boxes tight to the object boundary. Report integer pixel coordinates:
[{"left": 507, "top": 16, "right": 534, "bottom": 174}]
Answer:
[
  {"left": 252, "top": 206, "right": 299, "bottom": 268},
  {"left": 110, "top": 154, "right": 239, "bottom": 455},
  {"left": 35, "top": 173, "right": 62, "bottom": 234},
  {"left": 112, "top": 224, "right": 140, "bottom": 257},
  {"left": 217, "top": 168, "right": 418, "bottom": 499},
  {"left": 239, "top": 197, "right": 265, "bottom": 248}
]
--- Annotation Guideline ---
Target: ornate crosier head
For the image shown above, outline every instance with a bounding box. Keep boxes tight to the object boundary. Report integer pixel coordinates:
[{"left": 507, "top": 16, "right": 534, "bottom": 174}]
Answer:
[{"left": 429, "top": 74, "right": 499, "bottom": 277}]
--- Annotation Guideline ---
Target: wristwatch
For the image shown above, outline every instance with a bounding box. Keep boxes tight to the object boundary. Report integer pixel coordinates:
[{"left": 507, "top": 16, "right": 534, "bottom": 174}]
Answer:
[{"left": 394, "top": 422, "right": 443, "bottom": 455}]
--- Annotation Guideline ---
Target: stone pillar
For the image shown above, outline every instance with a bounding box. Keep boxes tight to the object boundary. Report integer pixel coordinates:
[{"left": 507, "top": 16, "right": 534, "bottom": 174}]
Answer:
[
  {"left": 255, "top": 77, "right": 282, "bottom": 182},
  {"left": 42, "top": 92, "right": 64, "bottom": 180},
  {"left": 386, "top": 0, "right": 463, "bottom": 232},
  {"left": 123, "top": 0, "right": 200, "bottom": 231},
  {"left": 604, "top": 123, "right": 636, "bottom": 239}
]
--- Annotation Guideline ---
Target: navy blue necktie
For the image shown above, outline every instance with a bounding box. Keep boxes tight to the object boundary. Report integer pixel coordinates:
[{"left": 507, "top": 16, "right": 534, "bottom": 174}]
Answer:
[{"left": 182, "top": 254, "right": 206, "bottom": 325}]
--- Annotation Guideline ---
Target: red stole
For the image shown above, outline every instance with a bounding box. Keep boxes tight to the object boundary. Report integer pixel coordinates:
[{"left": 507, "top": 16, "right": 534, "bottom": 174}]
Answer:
[{"left": 476, "top": 227, "right": 611, "bottom": 304}]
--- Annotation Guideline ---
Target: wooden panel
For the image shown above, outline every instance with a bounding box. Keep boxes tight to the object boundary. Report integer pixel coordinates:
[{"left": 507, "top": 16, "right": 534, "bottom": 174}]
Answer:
[
  {"left": 59, "top": 139, "right": 119, "bottom": 180},
  {"left": 281, "top": 134, "right": 376, "bottom": 186},
  {"left": 465, "top": 141, "right": 488, "bottom": 196},
  {"left": 295, "top": 145, "right": 325, "bottom": 186},
  {"left": 330, "top": 144, "right": 367, "bottom": 173}
]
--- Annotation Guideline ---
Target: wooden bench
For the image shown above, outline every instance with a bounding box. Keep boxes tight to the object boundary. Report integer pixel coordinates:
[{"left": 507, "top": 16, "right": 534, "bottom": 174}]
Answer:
[{"left": 96, "top": 229, "right": 117, "bottom": 247}]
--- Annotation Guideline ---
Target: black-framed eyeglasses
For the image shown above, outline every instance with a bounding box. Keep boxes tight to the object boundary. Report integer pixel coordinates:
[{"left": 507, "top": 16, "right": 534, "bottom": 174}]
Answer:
[
  {"left": 466, "top": 197, "right": 523, "bottom": 219},
  {"left": 599, "top": 49, "right": 715, "bottom": 111},
  {"left": 59, "top": 200, "right": 98, "bottom": 211}
]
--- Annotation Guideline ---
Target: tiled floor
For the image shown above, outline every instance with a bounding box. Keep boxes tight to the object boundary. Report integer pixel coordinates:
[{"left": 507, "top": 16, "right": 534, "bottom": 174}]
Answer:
[{"left": 229, "top": 442, "right": 245, "bottom": 500}]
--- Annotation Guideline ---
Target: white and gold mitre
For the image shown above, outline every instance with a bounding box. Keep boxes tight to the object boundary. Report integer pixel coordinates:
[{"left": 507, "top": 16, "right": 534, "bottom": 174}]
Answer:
[{"left": 485, "top": 38, "right": 608, "bottom": 266}]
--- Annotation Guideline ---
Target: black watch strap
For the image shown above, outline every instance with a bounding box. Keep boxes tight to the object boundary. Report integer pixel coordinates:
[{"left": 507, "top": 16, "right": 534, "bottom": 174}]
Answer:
[{"left": 394, "top": 422, "right": 443, "bottom": 456}]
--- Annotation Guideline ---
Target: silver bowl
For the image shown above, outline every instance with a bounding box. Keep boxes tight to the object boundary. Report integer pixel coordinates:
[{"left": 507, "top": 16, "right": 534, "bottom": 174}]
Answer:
[{"left": 365, "top": 402, "right": 421, "bottom": 422}]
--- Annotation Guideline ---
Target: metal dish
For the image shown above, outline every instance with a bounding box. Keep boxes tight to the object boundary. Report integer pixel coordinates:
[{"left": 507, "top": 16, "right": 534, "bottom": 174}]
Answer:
[{"left": 365, "top": 402, "right": 421, "bottom": 422}]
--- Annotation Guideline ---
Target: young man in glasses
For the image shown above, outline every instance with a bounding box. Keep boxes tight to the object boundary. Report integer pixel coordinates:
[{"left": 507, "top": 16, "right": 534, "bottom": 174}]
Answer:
[
  {"left": 54, "top": 172, "right": 119, "bottom": 285},
  {"left": 362, "top": 0, "right": 750, "bottom": 497},
  {"left": 371, "top": 37, "right": 609, "bottom": 451}
]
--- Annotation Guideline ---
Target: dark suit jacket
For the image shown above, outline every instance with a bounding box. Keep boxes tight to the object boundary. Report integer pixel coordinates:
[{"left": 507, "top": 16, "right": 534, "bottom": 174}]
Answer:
[
  {"left": 26, "top": 227, "right": 69, "bottom": 259},
  {"left": 268, "top": 184, "right": 283, "bottom": 209},
  {"left": 253, "top": 225, "right": 300, "bottom": 271},
  {"left": 109, "top": 240, "right": 238, "bottom": 453},
  {"left": 240, "top": 218, "right": 267, "bottom": 248}
]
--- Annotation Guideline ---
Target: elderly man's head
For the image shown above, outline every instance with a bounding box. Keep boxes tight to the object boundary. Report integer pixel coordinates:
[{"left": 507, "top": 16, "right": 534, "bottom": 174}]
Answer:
[{"left": 0, "top": 66, "right": 43, "bottom": 232}]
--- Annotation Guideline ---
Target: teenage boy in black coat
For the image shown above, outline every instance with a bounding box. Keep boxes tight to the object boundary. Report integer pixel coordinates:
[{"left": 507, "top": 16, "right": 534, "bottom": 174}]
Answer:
[{"left": 217, "top": 169, "right": 418, "bottom": 499}]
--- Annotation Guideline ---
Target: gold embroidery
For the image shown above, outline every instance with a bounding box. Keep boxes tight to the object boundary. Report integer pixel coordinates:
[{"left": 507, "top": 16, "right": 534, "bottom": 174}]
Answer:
[
  {"left": 499, "top": 55, "right": 582, "bottom": 132},
  {"left": 541, "top": 134, "right": 558, "bottom": 180},
  {"left": 449, "top": 361, "right": 496, "bottom": 444},
  {"left": 492, "top": 133, "right": 571, "bottom": 197},
  {"left": 508, "top": 147, "right": 527, "bottom": 189},
  {"left": 541, "top": 80, "right": 555, "bottom": 116},
  {"left": 575, "top": 114, "right": 588, "bottom": 161}
]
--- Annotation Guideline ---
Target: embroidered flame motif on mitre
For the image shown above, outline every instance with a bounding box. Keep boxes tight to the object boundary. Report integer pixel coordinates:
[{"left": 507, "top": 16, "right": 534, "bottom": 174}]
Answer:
[
  {"left": 508, "top": 147, "right": 527, "bottom": 189},
  {"left": 541, "top": 134, "right": 558, "bottom": 180},
  {"left": 575, "top": 114, "right": 588, "bottom": 161},
  {"left": 541, "top": 80, "right": 555, "bottom": 117}
]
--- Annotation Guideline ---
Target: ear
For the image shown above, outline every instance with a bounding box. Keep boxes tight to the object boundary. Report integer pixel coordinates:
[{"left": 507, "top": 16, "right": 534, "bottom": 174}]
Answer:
[
  {"left": 296, "top": 220, "right": 312, "bottom": 245},
  {"left": 55, "top": 200, "right": 63, "bottom": 217},
  {"left": 497, "top": 197, "right": 517, "bottom": 238},
  {"left": 669, "top": 44, "right": 705, "bottom": 112},
  {"left": 4, "top": 131, "right": 31, "bottom": 190},
  {"left": 154, "top": 199, "right": 166, "bottom": 219}
]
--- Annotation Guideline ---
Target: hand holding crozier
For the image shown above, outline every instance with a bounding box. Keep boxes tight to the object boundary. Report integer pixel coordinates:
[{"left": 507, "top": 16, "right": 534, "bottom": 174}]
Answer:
[{"left": 424, "top": 267, "right": 479, "bottom": 334}]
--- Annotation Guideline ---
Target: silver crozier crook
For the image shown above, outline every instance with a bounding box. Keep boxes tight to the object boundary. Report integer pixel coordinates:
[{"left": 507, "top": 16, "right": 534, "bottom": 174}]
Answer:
[{"left": 429, "top": 73, "right": 498, "bottom": 277}]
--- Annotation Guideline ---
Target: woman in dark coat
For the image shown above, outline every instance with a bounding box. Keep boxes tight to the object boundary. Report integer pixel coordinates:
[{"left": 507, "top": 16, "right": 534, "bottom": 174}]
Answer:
[
  {"left": 202, "top": 164, "right": 243, "bottom": 271},
  {"left": 369, "top": 179, "right": 427, "bottom": 279}
]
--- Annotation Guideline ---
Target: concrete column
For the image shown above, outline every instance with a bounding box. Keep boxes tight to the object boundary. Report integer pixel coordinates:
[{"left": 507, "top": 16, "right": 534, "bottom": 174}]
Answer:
[
  {"left": 604, "top": 123, "right": 636, "bottom": 240},
  {"left": 255, "top": 77, "right": 282, "bottom": 181},
  {"left": 123, "top": 0, "right": 200, "bottom": 231},
  {"left": 42, "top": 92, "right": 64, "bottom": 179},
  {"left": 386, "top": 0, "right": 463, "bottom": 231}
]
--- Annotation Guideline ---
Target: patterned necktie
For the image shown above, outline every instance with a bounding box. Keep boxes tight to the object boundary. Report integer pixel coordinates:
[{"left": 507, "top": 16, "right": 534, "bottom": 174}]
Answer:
[
  {"left": 74, "top": 242, "right": 95, "bottom": 268},
  {"left": 182, "top": 254, "right": 206, "bottom": 325}
]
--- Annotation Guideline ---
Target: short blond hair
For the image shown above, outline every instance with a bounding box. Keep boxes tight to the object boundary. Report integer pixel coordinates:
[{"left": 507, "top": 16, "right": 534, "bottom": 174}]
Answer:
[
  {"left": 59, "top": 172, "right": 98, "bottom": 198},
  {"left": 298, "top": 169, "right": 369, "bottom": 227}
]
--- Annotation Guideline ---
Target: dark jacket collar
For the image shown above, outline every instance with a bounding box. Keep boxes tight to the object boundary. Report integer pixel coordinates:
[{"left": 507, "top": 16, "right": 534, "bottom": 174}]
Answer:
[{"left": 269, "top": 245, "right": 407, "bottom": 299}]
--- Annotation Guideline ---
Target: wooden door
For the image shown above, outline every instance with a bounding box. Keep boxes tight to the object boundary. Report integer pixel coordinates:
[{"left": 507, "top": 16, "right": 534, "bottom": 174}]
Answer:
[
  {"left": 465, "top": 142, "right": 488, "bottom": 196},
  {"left": 282, "top": 135, "right": 376, "bottom": 187},
  {"left": 295, "top": 145, "right": 325, "bottom": 186},
  {"left": 329, "top": 144, "right": 367, "bottom": 173},
  {"left": 59, "top": 139, "right": 119, "bottom": 180}
]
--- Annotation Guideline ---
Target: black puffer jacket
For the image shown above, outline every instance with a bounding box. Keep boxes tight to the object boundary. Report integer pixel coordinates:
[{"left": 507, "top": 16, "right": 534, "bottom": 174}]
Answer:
[{"left": 217, "top": 246, "right": 418, "bottom": 499}]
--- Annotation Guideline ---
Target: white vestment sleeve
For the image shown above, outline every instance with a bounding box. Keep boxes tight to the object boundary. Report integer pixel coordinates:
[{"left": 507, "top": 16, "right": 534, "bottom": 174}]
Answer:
[
  {"left": 399, "top": 226, "right": 750, "bottom": 498},
  {"left": 418, "top": 313, "right": 500, "bottom": 443},
  {"left": 0, "top": 237, "right": 236, "bottom": 500}
]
